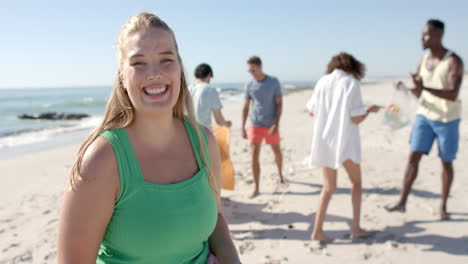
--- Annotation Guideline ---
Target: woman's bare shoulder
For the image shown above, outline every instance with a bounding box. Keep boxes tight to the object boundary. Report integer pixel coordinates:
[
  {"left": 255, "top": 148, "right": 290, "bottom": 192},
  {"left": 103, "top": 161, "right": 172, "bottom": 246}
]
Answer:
[{"left": 76, "top": 136, "right": 118, "bottom": 185}]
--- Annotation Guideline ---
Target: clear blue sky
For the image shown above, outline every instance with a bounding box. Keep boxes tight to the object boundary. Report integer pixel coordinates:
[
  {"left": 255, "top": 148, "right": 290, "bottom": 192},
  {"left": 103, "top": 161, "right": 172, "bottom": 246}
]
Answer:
[{"left": 1, "top": 0, "right": 466, "bottom": 88}]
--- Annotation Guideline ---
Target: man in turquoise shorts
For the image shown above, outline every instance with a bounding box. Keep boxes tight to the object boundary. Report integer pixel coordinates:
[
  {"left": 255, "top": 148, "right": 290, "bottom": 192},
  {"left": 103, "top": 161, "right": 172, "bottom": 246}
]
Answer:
[{"left": 386, "top": 19, "right": 464, "bottom": 220}]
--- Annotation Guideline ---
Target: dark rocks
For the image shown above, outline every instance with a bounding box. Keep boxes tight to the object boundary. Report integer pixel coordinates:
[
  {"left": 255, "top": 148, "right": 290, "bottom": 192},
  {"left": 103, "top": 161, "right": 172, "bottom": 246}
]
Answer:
[{"left": 18, "top": 112, "right": 90, "bottom": 120}]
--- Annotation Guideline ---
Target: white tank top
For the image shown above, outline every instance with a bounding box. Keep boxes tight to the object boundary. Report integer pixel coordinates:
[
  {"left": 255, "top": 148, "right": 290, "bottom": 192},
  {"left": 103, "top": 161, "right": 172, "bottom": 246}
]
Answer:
[{"left": 416, "top": 50, "right": 461, "bottom": 122}]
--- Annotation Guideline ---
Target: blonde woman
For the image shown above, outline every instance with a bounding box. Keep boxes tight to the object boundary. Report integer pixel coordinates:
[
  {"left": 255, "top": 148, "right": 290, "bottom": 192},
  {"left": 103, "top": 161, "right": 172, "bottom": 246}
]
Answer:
[
  {"left": 306, "top": 53, "right": 380, "bottom": 242},
  {"left": 57, "top": 13, "right": 240, "bottom": 264}
]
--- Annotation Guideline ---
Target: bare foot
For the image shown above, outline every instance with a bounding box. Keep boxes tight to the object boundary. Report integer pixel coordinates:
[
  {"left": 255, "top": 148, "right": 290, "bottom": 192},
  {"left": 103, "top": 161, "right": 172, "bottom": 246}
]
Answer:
[
  {"left": 351, "top": 228, "right": 369, "bottom": 240},
  {"left": 440, "top": 210, "right": 450, "bottom": 220},
  {"left": 384, "top": 203, "right": 406, "bottom": 213},
  {"left": 250, "top": 190, "right": 259, "bottom": 199},
  {"left": 311, "top": 232, "right": 333, "bottom": 243}
]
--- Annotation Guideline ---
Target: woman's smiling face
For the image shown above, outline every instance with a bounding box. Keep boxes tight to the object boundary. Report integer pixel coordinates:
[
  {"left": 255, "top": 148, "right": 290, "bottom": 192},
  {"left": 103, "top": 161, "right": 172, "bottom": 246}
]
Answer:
[{"left": 120, "top": 27, "right": 181, "bottom": 115}]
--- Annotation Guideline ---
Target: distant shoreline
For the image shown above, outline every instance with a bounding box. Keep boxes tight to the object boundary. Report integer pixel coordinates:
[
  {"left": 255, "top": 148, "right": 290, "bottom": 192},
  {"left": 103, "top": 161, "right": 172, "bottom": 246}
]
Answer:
[{"left": 0, "top": 77, "right": 399, "bottom": 161}]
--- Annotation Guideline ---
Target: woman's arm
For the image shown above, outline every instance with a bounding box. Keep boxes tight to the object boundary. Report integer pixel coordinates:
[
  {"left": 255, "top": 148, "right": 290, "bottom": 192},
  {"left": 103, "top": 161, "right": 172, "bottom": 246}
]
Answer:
[
  {"left": 57, "top": 137, "right": 119, "bottom": 264},
  {"left": 305, "top": 89, "right": 317, "bottom": 116},
  {"left": 205, "top": 128, "right": 241, "bottom": 264},
  {"left": 351, "top": 105, "right": 380, "bottom": 125}
]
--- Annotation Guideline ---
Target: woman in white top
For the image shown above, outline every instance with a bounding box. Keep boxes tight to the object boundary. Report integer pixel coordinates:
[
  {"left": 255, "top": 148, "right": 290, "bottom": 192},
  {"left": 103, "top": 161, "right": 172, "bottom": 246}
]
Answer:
[{"left": 305, "top": 53, "right": 380, "bottom": 242}]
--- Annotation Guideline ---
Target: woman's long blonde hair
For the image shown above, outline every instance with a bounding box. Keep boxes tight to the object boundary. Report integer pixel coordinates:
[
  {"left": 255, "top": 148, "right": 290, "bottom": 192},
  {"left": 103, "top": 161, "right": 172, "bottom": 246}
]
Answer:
[{"left": 71, "top": 12, "right": 219, "bottom": 197}]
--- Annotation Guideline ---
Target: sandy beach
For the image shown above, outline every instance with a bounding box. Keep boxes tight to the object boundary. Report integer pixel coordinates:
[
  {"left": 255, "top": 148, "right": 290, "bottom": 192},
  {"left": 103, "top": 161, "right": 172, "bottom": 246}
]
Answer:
[{"left": 1, "top": 77, "right": 467, "bottom": 263}]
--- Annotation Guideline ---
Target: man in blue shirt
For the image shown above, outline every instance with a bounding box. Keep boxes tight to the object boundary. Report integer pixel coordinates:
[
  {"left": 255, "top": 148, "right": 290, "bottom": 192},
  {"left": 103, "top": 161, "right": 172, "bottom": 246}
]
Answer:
[{"left": 241, "top": 56, "right": 284, "bottom": 198}]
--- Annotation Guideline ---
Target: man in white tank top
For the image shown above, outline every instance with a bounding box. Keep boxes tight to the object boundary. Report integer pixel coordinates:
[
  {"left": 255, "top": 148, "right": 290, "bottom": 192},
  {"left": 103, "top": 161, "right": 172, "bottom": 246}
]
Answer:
[{"left": 386, "top": 19, "right": 464, "bottom": 220}]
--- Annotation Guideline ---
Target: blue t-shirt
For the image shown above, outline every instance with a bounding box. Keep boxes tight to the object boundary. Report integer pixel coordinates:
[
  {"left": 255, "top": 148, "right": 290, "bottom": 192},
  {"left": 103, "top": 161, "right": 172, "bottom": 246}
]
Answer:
[
  {"left": 245, "top": 75, "right": 282, "bottom": 128},
  {"left": 189, "top": 82, "right": 223, "bottom": 131}
]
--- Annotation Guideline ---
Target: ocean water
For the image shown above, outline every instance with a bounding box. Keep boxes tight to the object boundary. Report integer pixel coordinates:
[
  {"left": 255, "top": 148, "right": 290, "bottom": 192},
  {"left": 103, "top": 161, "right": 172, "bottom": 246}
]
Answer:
[
  {"left": 0, "top": 86, "right": 109, "bottom": 151},
  {"left": 0, "top": 81, "right": 313, "bottom": 159}
]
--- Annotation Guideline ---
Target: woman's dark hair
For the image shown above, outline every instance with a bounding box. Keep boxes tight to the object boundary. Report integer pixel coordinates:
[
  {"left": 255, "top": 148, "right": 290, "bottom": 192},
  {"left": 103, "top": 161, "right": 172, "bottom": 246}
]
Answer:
[
  {"left": 194, "top": 63, "right": 213, "bottom": 79},
  {"left": 326, "top": 52, "right": 365, "bottom": 80}
]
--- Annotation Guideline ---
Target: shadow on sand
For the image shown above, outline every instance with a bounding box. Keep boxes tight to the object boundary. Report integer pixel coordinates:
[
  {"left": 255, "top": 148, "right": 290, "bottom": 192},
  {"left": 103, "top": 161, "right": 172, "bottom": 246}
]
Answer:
[
  {"left": 224, "top": 198, "right": 468, "bottom": 256},
  {"left": 282, "top": 180, "right": 441, "bottom": 199}
]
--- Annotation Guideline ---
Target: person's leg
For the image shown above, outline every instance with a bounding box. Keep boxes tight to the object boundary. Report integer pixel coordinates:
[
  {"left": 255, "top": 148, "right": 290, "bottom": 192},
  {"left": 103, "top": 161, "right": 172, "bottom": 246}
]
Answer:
[
  {"left": 248, "top": 126, "right": 265, "bottom": 198},
  {"left": 386, "top": 115, "right": 434, "bottom": 212},
  {"left": 270, "top": 143, "right": 284, "bottom": 183},
  {"left": 440, "top": 161, "right": 453, "bottom": 220},
  {"left": 311, "top": 167, "right": 337, "bottom": 242},
  {"left": 342, "top": 160, "right": 367, "bottom": 238},
  {"left": 250, "top": 142, "right": 262, "bottom": 198},
  {"left": 386, "top": 152, "right": 424, "bottom": 212},
  {"left": 435, "top": 119, "right": 459, "bottom": 220},
  {"left": 266, "top": 129, "right": 283, "bottom": 183}
]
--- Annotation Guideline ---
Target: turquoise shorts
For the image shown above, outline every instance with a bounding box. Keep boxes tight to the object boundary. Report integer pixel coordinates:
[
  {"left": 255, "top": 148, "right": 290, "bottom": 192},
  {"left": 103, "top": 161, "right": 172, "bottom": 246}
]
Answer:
[{"left": 410, "top": 114, "right": 460, "bottom": 162}]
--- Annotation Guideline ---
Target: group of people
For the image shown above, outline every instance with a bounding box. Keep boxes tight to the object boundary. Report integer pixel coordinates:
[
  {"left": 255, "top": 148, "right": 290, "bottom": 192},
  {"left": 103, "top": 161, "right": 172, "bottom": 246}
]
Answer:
[
  {"left": 56, "top": 12, "right": 463, "bottom": 264},
  {"left": 306, "top": 19, "right": 463, "bottom": 242},
  {"left": 189, "top": 56, "right": 285, "bottom": 199}
]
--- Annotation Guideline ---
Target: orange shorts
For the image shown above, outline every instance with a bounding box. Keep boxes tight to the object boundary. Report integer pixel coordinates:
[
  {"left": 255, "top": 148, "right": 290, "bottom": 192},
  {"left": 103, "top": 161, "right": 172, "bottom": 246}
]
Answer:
[{"left": 248, "top": 125, "right": 280, "bottom": 145}]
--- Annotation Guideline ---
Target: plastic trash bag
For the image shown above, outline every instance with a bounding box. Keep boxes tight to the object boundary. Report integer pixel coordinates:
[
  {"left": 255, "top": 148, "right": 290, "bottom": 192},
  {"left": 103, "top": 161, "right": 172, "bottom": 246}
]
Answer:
[
  {"left": 383, "top": 82, "right": 415, "bottom": 130},
  {"left": 212, "top": 125, "right": 235, "bottom": 190}
]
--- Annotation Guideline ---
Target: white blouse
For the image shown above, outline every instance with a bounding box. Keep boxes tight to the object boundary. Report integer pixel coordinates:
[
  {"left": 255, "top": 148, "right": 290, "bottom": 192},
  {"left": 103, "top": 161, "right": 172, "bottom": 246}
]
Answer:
[{"left": 305, "top": 69, "right": 367, "bottom": 169}]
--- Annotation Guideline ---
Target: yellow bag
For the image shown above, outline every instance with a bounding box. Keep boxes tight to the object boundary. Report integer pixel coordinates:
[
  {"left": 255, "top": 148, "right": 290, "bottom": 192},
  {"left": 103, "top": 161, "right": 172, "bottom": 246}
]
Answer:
[{"left": 212, "top": 125, "right": 235, "bottom": 190}]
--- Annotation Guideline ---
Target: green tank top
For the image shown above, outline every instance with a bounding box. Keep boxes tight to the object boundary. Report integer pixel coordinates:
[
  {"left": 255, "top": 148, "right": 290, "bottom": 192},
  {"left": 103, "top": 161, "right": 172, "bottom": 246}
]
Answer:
[{"left": 97, "top": 120, "right": 218, "bottom": 264}]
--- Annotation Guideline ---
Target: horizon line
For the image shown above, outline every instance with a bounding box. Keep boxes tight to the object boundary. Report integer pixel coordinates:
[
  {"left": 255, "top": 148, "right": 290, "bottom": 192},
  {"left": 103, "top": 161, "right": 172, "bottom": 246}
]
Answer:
[{"left": 3, "top": 73, "right": 467, "bottom": 90}]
